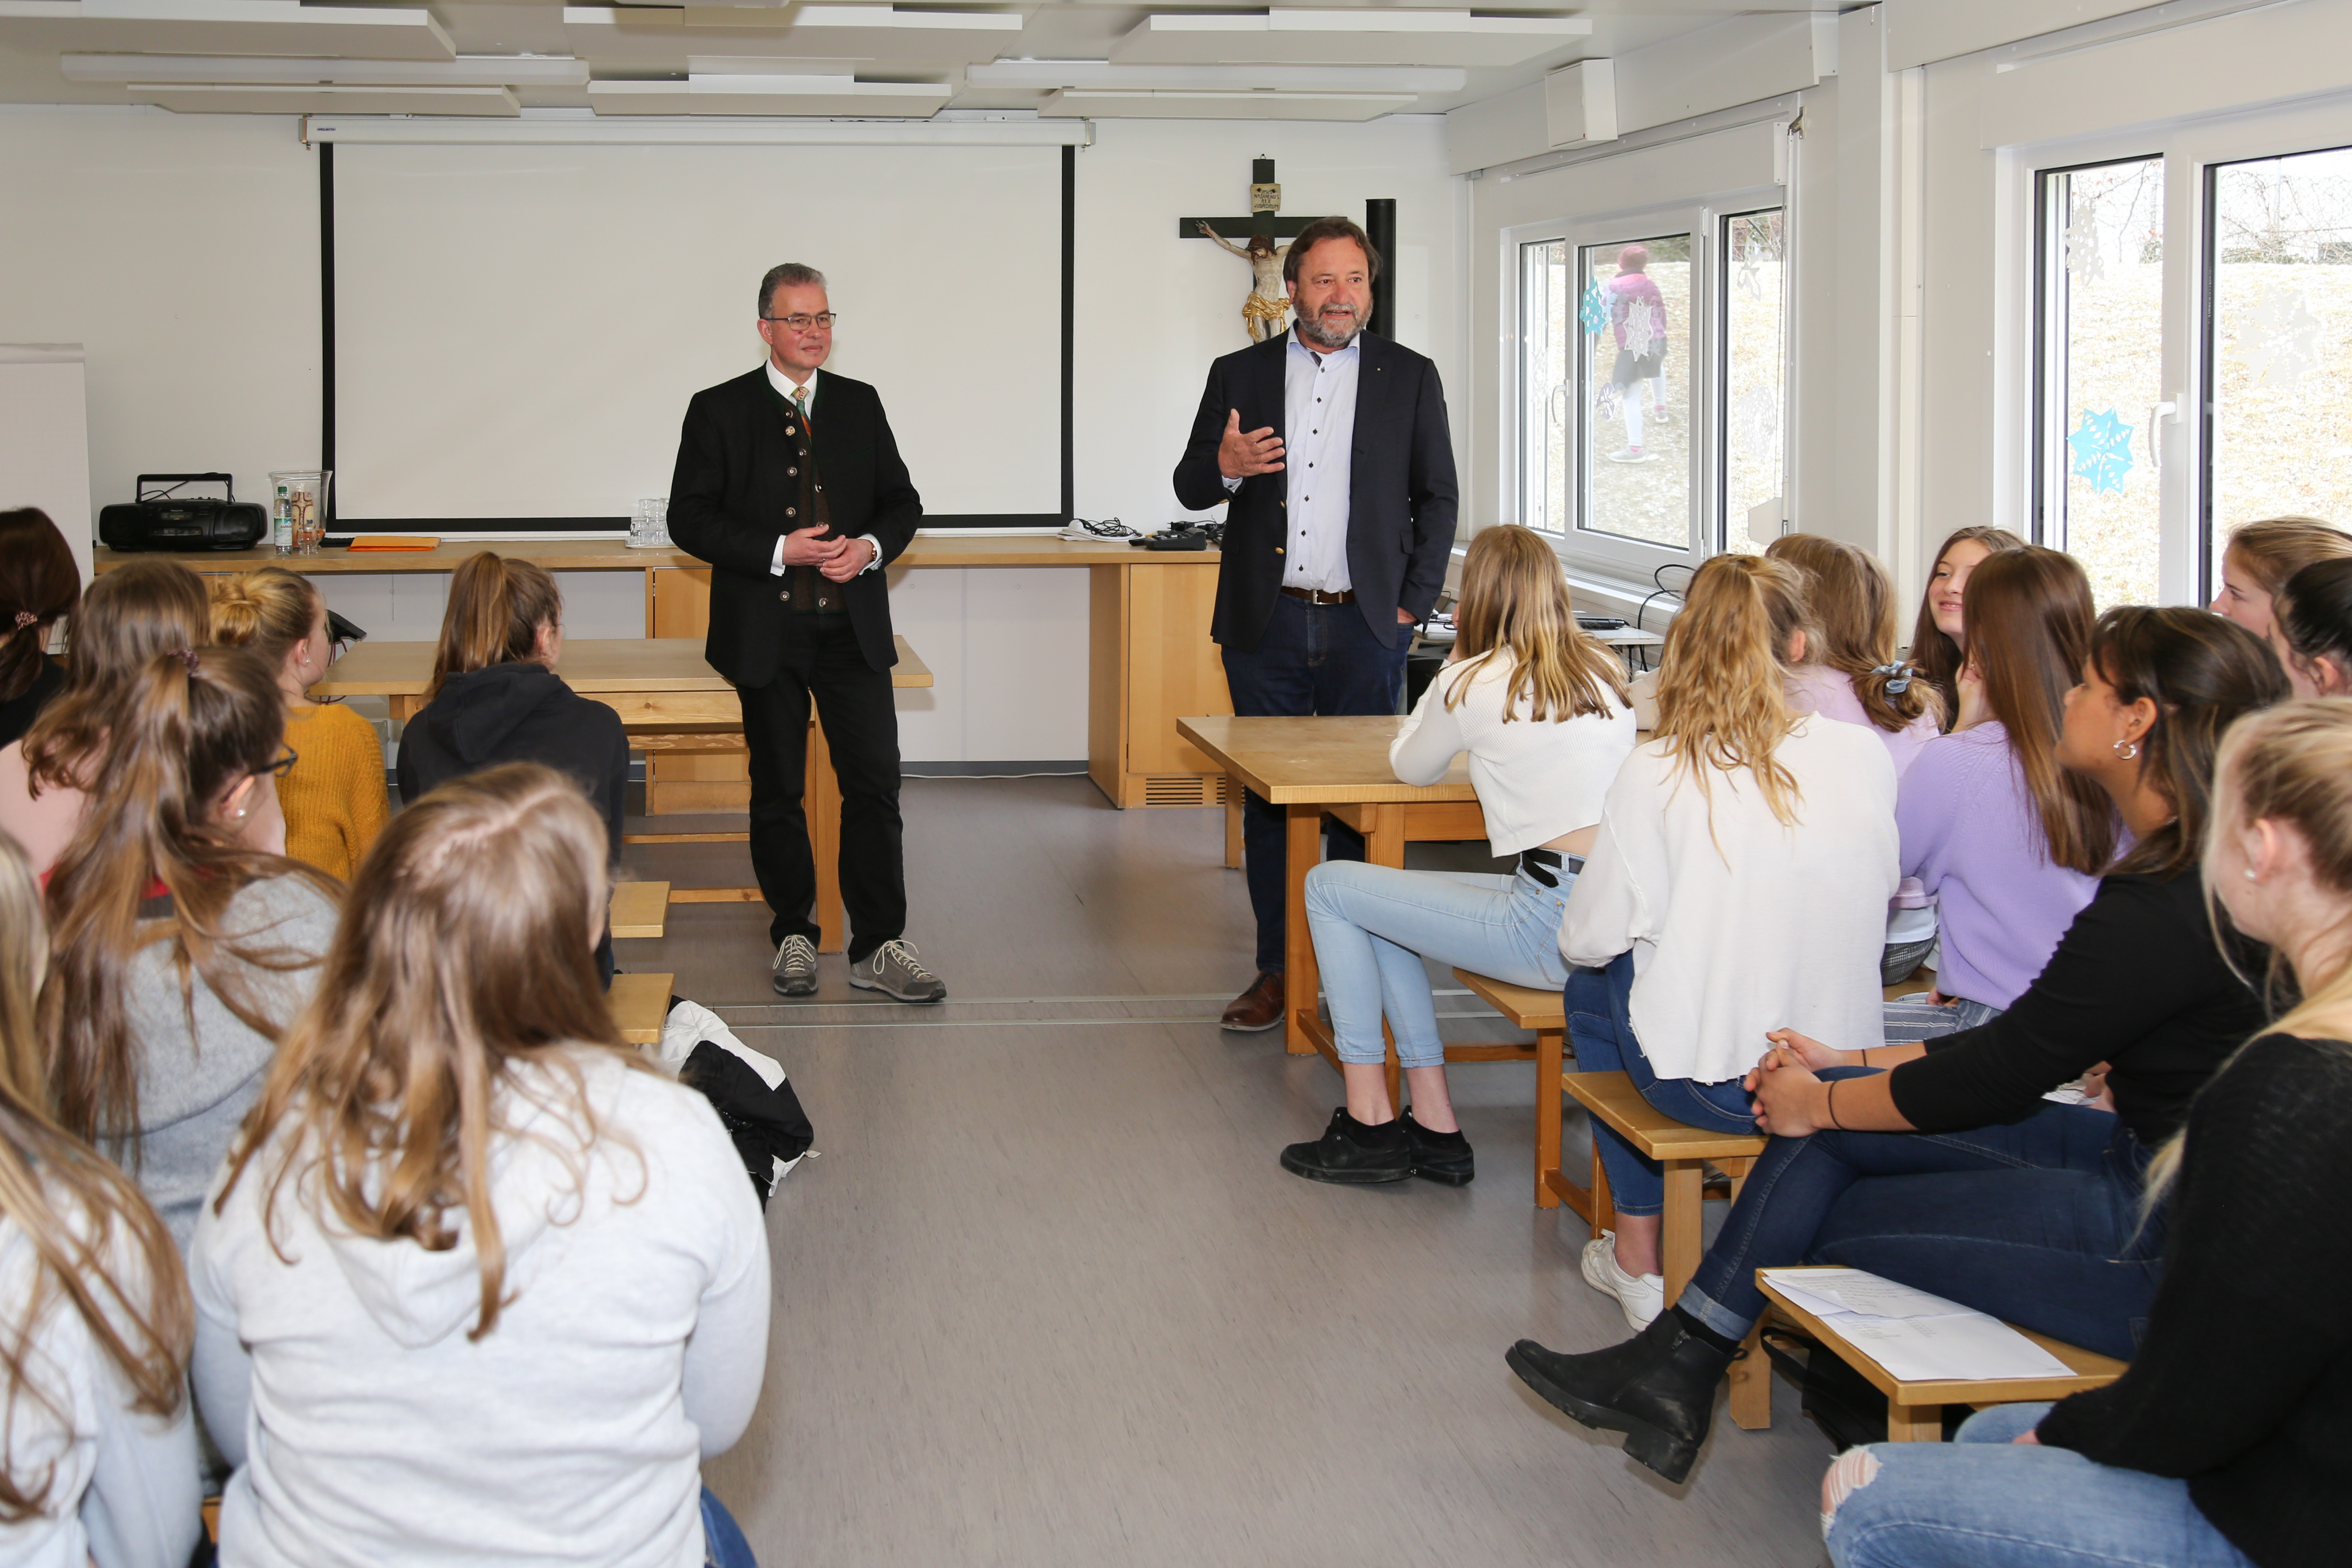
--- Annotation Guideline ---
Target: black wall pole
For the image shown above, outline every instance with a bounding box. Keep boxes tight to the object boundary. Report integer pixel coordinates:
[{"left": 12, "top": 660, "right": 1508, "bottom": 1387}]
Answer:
[
  {"left": 1365, "top": 197, "right": 1396, "bottom": 346},
  {"left": 319, "top": 140, "right": 337, "bottom": 524},
  {"left": 1060, "top": 143, "right": 1076, "bottom": 524}
]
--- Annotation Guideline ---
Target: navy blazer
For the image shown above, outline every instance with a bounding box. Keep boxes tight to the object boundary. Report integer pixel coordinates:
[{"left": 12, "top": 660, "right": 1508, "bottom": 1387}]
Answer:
[
  {"left": 1172, "top": 330, "right": 1458, "bottom": 653},
  {"left": 667, "top": 366, "right": 921, "bottom": 683}
]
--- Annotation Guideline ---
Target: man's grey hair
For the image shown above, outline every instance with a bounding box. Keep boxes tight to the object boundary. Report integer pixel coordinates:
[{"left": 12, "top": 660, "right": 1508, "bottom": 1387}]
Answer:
[{"left": 759, "top": 263, "right": 827, "bottom": 317}]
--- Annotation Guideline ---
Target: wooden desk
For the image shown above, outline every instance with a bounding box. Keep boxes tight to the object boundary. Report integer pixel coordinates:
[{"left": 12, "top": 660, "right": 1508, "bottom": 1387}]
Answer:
[
  {"left": 314, "top": 637, "right": 930, "bottom": 953},
  {"left": 1174, "top": 714, "right": 1488, "bottom": 1060},
  {"left": 106, "top": 535, "right": 1231, "bottom": 812}
]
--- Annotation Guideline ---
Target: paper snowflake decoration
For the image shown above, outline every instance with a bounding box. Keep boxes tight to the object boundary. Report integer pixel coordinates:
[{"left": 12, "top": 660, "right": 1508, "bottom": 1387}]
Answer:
[
  {"left": 2236, "top": 284, "right": 2322, "bottom": 388},
  {"left": 1578, "top": 279, "right": 1609, "bottom": 336},
  {"left": 2062, "top": 218, "right": 2105, "bottom": 285},
  {"left": 2068, "top": 407, "right": 2135, "bottom": 495}
]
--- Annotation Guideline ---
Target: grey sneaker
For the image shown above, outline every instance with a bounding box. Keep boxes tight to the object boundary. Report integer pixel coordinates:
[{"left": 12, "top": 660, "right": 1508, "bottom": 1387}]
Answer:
[
  {"left": 847, "top": 938, "right": 946, "bottom": 1004},
  {"left": 771, "top": 934, "right": 818, "bottom": 996}
]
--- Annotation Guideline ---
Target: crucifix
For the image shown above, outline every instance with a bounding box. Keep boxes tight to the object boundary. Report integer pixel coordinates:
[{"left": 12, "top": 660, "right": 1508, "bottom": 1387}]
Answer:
[{"left": 1181, "top": 159, "right": 1399, "bottom": 346}]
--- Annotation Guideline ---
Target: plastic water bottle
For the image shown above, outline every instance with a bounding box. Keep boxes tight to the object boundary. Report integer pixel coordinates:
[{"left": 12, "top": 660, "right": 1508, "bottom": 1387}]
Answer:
[{"left": 273, "top": 483, "right": 294, "bottom": 556}]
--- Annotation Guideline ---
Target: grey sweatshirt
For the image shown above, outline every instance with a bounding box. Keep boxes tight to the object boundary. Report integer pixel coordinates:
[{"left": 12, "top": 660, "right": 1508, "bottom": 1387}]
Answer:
[{"left": 122, "top": 874, "right": 336, "bottom": 1255}]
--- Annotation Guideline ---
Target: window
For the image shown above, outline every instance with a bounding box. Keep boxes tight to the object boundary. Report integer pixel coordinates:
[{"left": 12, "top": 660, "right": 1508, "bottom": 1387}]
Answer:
[
  {"left": 2034, "top": 156, "right": 2165, "bottom": 609},
  {"left": 1513, "top": 199, "right": 1783, "bottom": 582},
  {"left": 2204, "top": 143, "right": 2352, "bottom": 592}
]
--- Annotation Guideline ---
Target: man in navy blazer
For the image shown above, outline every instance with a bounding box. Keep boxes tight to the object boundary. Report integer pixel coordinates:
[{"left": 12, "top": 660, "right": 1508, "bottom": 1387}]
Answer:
[
  {"left": 669, "top": 262, "right": 946, "bottom": 1004},
  {"left": 1172, "top": 215, "right": 1458, "bottom": 1034}
]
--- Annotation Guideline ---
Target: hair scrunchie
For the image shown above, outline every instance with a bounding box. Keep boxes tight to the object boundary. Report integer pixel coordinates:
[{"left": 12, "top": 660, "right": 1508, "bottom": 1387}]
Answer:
[
  {"left": 174, "top": 647, "right": 201, "bottom": 674},
  {"left": 1871, "top": 661, "right": 1915, "bottom": 696}
]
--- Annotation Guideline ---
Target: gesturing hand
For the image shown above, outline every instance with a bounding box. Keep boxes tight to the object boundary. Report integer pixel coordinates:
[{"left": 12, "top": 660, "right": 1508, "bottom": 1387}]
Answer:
[
  {"left": 1218, "top": 409, "right": 1286, "bottom": 481},
  {"left": 779, "top": 525, "right": 846, "bottom": 568}
]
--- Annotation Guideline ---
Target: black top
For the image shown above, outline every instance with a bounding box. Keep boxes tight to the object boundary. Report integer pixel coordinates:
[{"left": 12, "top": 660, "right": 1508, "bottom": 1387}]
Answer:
[
  {"left": 0, "top": 656, "right": 65, "bottom": 750},
  {"left": 1887, "top": 870, "right": 2266, "bottom": 1145},
  {"left": 668, "top": 367, "right": 920, "bottom": 682},
  {"left": 1172, "top": 329, "right": 1458, "bottom": 655},
  {"left": 2037, "top": 1033, "right": 2352, "bottom": 1568}
]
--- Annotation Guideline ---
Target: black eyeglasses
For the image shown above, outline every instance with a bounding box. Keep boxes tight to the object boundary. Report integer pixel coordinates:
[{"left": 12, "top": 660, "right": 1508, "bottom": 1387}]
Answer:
[
  {"left": 761, "top": 312, "right": 838, "bottom": 331},
  {"left": 262, "top": 747, "right": 299, "bottom": 779}
]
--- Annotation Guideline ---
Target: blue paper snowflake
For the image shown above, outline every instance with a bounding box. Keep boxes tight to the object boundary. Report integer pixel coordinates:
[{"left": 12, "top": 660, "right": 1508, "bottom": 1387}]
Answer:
[
  {"left": 1578, "top": 280, "right": 1609, "bottom": 336},
  {"left": 2068, "top": 407, "right": 2135, "bottom": 495}
]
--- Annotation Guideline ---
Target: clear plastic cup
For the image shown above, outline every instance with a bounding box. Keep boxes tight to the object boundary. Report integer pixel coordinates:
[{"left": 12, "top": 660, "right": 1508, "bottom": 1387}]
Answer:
[{"left": 270, "top": 471, "right": 331, "bottom": 556}]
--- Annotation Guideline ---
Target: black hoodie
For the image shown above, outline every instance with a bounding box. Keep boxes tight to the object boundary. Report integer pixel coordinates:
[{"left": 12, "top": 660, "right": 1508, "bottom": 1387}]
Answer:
[{"left": 395, "top": 663, "right": 630, "bottom": 978}]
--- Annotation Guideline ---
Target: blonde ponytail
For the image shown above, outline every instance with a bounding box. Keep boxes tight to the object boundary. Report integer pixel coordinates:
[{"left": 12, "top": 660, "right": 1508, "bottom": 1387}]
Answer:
[
  {"left": 209, "top": 565, "right": 322, "bottom": 671},
  {"left": 1652, "top": 554, "right": 1810, "bottom": 826},
  {"left": 428, "top": 553, "right": 563, "bottom": 699}
]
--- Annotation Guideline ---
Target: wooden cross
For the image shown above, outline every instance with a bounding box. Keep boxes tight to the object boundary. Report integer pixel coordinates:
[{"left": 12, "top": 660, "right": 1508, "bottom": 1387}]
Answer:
[{"left": 1176, "top": 156, "right": 1320, "bottom": 240}]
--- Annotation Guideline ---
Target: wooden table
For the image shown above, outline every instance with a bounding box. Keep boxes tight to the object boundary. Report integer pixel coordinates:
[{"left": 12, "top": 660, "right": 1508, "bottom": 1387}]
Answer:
[
  {"left": 98, "top": 535, "right": 1231, "bottom": 812},
  {"left": 1175, "top": 714, "right": 1516, "bottom": 1067},
  {"left": 314, "top": 636, "right": 931, "bottom": 953}
]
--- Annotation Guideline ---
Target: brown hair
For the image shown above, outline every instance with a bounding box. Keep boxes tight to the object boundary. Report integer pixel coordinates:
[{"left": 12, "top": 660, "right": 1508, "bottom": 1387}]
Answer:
[
  {"left": 39, "top": 648, "right": 330, "bottom": 1152},
  {"left": 2276, "top": 557, "right": 2352, "bottom": 691},
  {"left": 0, "top": 510, "right": 79, "bottom": 707},
  {"left": 2091, "top": 606, "right": 2290, "bottom": 880},
  {"left": 1767, "top": 533, "right": 1941, "bottom": 733},
  {"left": 1962, "top": 549, "right": 2118, "bottom": 874},
  {"left": 427, "top": 553, "right": 562, "bottom": 700},
  {"left": 1449, "top": 526, "right": 1629, "bottom": 723},
  {"left": 1282, "top": 215, "right": 1382, "bottom": 287},
  {"left": 2223, "top": 516, "right": 2352, "bottom": 597},
  {"left": 1909, "top": 525, "right": 2026, "bottom": 729},
  {"left": 209, "top": 566, "right": 323, "bottom": 674},
  {"left": 220, "top": 763, "right": 633, "bottom": 1340},
  {"left": 20, "top": 559, "right": 211, "bottom": 797},
  {"left": 1653, "top": 553, "right": 1812, "bottom": 826},
  {"left": 0, "top": 834, "right": 190, "bottom": 1518}
]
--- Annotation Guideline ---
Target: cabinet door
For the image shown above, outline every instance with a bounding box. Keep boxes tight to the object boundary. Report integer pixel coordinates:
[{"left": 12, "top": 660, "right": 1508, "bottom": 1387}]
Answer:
[
  {"left": 1124, "top": 561, "right": 1231, "bottom": 776},
  {"left": 647, "top": 568, "right": 748, "bottom": 808}
]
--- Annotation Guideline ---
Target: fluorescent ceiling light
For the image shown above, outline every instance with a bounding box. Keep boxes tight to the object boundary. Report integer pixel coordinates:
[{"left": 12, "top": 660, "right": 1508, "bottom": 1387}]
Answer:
[
  {"left": 968, "top": 59, "right": 1464, "bottom": 92},
  {"left": 1112, "top": 9, "right": 1591, "bottom": 68},
  {"left": 303, "top": 113, "right": 1088, "bottom": 147},
  {"left": 587, "top": 75, "right": 953, "bottom": 115},
  {"left": 683, "top": 5, "right": 1025, "bottom": 31},
  {"left": 61, "top": 53, "right": 588, "bottom": 86},
  {"left": 132, "top": 83, "right": 518, "bottom": 116},
  {"left": 1040, "top": 87, "right": 1415, "bottom": 122}
]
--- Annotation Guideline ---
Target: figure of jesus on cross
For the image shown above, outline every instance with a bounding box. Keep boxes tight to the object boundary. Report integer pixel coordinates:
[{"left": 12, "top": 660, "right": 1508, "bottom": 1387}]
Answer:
[{"left": 1197, "top": 221, "right": 1292, "bottom": 343}]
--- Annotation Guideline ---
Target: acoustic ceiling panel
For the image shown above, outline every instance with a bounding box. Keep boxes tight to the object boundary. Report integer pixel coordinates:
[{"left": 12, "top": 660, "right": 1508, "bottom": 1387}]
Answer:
[
  {"left": 1040, "top": 87, "right": 1416, "bottom": 121},
  {"left": 967, "top": 59, "right": 1465, "bottom": 93},
  {"left": 1109, "top": 9, "right": 1592, "bottom": 69},
  {"left": 587, "top": 75, "right": 952, "bottom": 116},
  {"left": 0, "top": 1, "right": 456, "bottom": 61},
  {"left": 564, "top": 4, "right": 1023, "bottom": 67},
  {"left": 128, "top": 83, "right": 517, "bottom": 115},
  {"left": 62, "top": 53, "right": 588, "bottom": 86}
]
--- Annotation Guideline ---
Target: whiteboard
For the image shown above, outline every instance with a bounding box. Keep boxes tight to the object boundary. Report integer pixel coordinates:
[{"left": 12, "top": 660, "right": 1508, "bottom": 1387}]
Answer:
[{"left": 333, "top": 141, "right": 1063, "bottom": 521}]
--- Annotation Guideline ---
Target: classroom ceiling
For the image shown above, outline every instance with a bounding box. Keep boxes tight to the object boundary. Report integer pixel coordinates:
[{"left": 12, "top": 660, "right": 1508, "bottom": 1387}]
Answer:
[{"left": 0, "top": 1, "right": 1864, "bottom": 123}]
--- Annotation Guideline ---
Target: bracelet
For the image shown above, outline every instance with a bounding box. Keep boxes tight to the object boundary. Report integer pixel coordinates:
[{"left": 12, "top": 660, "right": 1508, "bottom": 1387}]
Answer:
[
  {"left": 1860, "top": 1047, "right": 1871, "bottom": 1069},
  {"left": 1825, "top": 1079, "right": 1846, "bottom": 1131}
]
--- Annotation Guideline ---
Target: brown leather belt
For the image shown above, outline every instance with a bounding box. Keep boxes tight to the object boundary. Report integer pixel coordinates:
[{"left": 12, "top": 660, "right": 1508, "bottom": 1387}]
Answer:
[{"left": 1280, "top": 585, "right": 1357, "bottom": 605}]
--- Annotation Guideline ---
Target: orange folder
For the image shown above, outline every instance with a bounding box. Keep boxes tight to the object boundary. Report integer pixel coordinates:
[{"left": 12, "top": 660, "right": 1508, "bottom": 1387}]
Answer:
[{"left": 346, "top": 536, "right": 441, "bottom": 551}]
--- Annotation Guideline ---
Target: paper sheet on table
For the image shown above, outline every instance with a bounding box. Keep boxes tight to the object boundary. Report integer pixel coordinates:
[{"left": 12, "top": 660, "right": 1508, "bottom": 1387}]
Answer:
[
  {"left": 1762, "top": 1267, "right": 1975, "bottom": 1320},
  {"left": 1761, "top": 1269, "right": 2073, "bottom": 1382}
]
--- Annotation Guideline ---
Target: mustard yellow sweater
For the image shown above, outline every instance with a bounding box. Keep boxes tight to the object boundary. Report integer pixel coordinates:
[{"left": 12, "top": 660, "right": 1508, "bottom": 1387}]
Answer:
[{"left": 280, "top": 702, "right": 389, "bottom": 883}]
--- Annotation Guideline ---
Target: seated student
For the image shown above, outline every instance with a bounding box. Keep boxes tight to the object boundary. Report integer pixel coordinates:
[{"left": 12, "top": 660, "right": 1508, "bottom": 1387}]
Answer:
[
  {"left": 1279, "top": 524, "right": 1635, "bottom": 1187},
  {"left": 1764, "top": 533, "right": 1942, "bottom": 775},
  {"left": 0, "top": 832, "right": 200, "bottom": 1568},
  {"left": 1886, "top": 548, "right": 2115, "bottom": 1034},
  {"left": 1, "top": 560, "right": 209, "bottom": 879},
  {"left": 194, "top": 764, "right": 769, "bottom": 1568},
  {"left": 0, "top": 508, "right": 80, "bottom": 750},
  {"left": 1507, "top": 607, "right": 2284, "bottom": 1485},
  {"left": 209, "top": 567, "right": 387, "bottom": 882},
  {"left": 397, "top": 553, "right": 628, "bottom": 984},
  {"left": 2210, "top": 514, "right": 2352, "bottom": 640},
  {"left": 39, "top": 647, "right": 337, "bottom": 1255},
  {"left": 1823, "top": 697, "right": 2352, "bottom": 1568},
  {"left": 2271, "top": 555, "right": 2352, "bottom": 698},
  {"left": 1907, "top": 525, "right": 2025, "bottom": 732},
  {"left": 1561, "top": 554, "right": 1898, "bottom": 1332}
]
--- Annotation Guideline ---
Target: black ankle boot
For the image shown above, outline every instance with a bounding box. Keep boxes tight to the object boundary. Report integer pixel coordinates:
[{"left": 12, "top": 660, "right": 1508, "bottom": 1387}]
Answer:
[
  {"left": 1279, "top": 1108, "right": 1412, "bottom": 1185},
  {"left": 1403, "top": 1112, "right": 1474, "bottom": 1186},
  {"left": 1504, "top": 1312, "right": 1737, "bottom": 1483}
]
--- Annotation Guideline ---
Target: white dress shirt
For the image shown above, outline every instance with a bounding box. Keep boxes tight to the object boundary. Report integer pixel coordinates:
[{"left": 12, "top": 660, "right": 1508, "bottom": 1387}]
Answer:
[
  {"left": 1220, "top": 326, "right": 1360, "bottom": 594},
  {"left": 763, "top": 361, "right": 882, "bottom": 577}
]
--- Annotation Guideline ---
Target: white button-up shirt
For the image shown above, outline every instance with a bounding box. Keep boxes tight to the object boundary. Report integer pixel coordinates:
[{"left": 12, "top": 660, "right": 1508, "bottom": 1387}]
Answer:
[
  {"left": 1279, "top": 329, "right": 1358, "bottom": 593},
  {"left": 763, "top": 361, "right": 882, "bottom": 576}
]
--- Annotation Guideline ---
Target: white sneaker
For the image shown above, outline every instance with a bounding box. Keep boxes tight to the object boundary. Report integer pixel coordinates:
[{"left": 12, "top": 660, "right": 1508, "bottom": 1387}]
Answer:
[{"left": 1580, "top": 1232, "right": 1666, "bottom": 1332}]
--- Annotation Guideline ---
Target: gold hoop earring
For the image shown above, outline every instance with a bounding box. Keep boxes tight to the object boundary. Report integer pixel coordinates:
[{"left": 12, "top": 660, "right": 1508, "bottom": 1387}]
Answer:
[{"left": 2111, "top": 738, "right": 2139, "bottom": 761}]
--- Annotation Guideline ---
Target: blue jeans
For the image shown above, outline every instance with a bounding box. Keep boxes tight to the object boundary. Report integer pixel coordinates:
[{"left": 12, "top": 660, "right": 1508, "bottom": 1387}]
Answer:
[
  {"left": 1679, "top": 1076, "right": 2162, "bottom": 1360},
  {"left": 1828, "top": 1404, "right": 2252, "bottom": 1568},
  {"left": 1563, "top": 952, "right": 1758, "bottom": 1217},
  {"left": 701, "top": 1488, "right": 758, "bottom": 1568},
  {"left": 1221, "top": 594, "right": 1410, "bottom": 974},
  {"left": 1306, "top": 861, "right": 1574, "bottom": 1069}
]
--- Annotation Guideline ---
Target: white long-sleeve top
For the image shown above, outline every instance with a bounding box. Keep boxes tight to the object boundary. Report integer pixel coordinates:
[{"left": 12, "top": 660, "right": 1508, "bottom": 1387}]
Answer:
[
  {"left": 193, "top": 1048, "right": 771, "bottom": 1568},
  {"left": 1560, "top": 716, "right": 1900, "bottom": 1083},
  {"left": 1390, "top": 656, "right": 1636, "bottom": 856},
  {"left": 0, "top": 1205, "right": 199, "bottom": 1568}
]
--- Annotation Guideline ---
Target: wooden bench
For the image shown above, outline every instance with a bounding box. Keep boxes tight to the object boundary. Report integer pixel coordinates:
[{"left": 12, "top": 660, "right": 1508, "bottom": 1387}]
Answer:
[
  {"left": 1449, "top": 969, "right": 1597, "bottom": 1216},
  {"left": 608, "top": 880, "right": 671, "bottom": 940},
  {"left": 609, "top": 972, "right": 675, "bottom": 1046},
  {"left": 1757, "top": 1267, "right": 2126, "bottom": 1440}
]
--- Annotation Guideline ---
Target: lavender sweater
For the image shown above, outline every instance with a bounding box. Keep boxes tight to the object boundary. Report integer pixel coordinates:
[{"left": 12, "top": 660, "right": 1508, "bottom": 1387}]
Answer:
[{"left": 1896, "top": 722, "right": 2102, "bottom": 1009}]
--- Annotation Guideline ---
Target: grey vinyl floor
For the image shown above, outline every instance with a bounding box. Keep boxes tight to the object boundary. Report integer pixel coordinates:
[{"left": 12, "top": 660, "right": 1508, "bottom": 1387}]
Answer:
[{"left": 616, "top": 778, "right": 1835, "bottom": 1568}]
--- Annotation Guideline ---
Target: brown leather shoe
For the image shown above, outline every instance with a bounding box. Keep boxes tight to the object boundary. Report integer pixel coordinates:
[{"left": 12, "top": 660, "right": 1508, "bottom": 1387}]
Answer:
[{"left": 1220, "top": 971, "right": 1285, "bottom": 1032}]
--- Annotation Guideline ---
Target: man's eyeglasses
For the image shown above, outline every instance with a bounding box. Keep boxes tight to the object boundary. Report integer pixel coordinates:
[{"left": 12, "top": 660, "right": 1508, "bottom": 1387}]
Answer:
[
  {"left": 762, "top": 312, "right": 838, "bottom": 331},
  {"left": 262, "top": 747, "right": 299, "bottom": 779}
]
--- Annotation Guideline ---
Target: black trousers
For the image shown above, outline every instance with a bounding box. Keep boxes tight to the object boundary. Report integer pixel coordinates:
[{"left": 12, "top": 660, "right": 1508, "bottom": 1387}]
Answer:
[{"left": 737, "top": 614, "right": 905, "bottom": 963}]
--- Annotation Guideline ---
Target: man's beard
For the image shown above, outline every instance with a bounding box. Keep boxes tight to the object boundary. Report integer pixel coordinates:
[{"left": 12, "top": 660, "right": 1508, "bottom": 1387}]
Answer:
[{"left": 1296, "top": 303, "right": 1362, "bottom": 351}]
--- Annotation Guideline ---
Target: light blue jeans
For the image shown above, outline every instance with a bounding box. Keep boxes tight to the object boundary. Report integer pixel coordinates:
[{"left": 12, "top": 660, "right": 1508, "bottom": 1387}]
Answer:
[
  {"left": 1827, "top": 1404, "right": 2253, "bottom": 1568},
  {"left": 1304, "top": 860, "right": 1574, "bottom": 1069}
]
